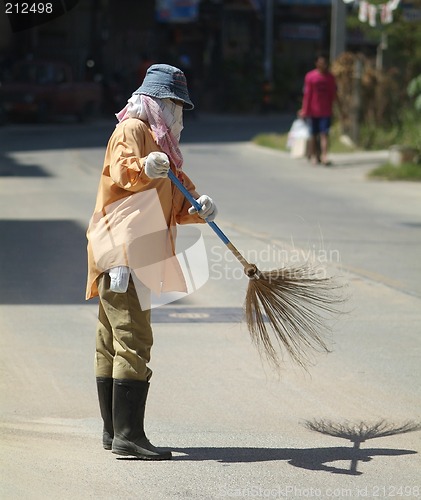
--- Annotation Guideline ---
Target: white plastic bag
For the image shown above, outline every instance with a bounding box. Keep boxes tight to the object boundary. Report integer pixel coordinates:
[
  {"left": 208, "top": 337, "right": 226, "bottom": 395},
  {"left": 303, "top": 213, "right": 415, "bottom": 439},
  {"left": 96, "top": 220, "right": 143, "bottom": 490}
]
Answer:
[
  {"left": 287, "top": 118, "right": 310, "bottom": 149},
  {"left": 287, "top": 118, "right": 310, "bottom": 159}
]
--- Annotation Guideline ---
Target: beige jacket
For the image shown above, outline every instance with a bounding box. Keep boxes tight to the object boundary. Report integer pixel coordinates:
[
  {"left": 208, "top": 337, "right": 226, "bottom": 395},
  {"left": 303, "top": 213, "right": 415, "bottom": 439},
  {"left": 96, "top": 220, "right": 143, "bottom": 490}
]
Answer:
[{"left": 86, "top": 118, "right": 204, "bottom": 300}]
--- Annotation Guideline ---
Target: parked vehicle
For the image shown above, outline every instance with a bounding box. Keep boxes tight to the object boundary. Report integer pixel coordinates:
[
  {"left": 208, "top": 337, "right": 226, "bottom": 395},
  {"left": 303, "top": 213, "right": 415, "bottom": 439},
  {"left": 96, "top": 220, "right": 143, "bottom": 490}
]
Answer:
[{"left": 0, "top": 60, "right": 102, "bottom": 123}]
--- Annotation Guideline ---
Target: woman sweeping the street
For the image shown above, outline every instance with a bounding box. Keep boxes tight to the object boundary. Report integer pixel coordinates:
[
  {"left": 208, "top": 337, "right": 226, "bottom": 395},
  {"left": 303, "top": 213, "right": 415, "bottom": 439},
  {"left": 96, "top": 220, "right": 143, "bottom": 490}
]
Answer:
[{"left": 86, "top": 64, "right": 217, "bottom": 460}]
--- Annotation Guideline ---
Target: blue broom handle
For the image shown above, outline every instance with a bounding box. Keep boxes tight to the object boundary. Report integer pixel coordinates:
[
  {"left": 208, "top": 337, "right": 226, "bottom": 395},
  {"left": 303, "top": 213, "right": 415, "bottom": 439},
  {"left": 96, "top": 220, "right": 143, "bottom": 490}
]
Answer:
[
  {"left": 168, "top": 169, "right": 255, "bottom": 274},
  {"left": 168, "top": 169, "right": 231, "bottom": 245}
]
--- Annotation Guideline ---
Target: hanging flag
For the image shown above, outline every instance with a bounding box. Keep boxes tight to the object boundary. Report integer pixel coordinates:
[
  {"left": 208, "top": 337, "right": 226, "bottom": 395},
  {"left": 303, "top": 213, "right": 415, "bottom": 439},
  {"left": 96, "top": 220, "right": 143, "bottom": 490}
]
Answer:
[
  {"left": 345, "top": 0, "right": 401, "bottom": 25},
  {"left": 389, "top": 0, "right": 401, "bottom": 10},
  {"left": 359, "top": 0, "right": 369, "bottom": 22},
  {"left": 368, "top": 3, "right": 378, "bottom": 26},
  {"left": 380, "top": 2, "right": 393, "bottom": 23}
]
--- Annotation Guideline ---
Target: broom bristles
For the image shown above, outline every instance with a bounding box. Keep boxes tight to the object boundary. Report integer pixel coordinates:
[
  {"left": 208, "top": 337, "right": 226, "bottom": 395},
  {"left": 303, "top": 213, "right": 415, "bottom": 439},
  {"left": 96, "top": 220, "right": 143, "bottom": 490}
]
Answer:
[{"left": 245, "top": 263, "right": 346, "bottom": 369}]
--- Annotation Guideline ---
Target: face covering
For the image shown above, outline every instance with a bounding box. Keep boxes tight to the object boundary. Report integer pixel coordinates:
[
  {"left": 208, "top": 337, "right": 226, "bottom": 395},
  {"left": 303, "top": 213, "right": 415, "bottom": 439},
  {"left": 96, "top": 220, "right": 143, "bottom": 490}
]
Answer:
[
  {"left": 158, "top": 98, "right": 183, "bottom": 142},
  {"left": 115, "top": 94, "right": 184, "bottom": 176}
]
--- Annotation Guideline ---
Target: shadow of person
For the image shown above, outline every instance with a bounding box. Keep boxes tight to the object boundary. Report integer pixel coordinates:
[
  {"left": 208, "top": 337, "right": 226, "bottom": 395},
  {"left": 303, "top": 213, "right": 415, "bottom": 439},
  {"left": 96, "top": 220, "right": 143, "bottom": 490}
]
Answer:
[
  {"left": 115, "top": 419, "right": 420, "bottom": 474},
  {"left": 171, "top": 445, "right": 415, "bottom": 476},
  {"left": 170, "top": 419, "right": 420, "bottom": 475}
]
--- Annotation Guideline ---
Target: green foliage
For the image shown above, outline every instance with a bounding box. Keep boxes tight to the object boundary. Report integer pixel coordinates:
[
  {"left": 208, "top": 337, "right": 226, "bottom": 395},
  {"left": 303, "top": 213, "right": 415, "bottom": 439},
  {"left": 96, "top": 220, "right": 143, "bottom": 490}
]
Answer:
[
  {"left": 332, "top": 52, "right": 402, "bottom": 139},
  {"left": 343, "top": 12, "right": 421, "bottom": 150},
  {"left": 346, "top": 10, "right": 421, "bottom": 78},
  {"left": 407, "top": 74, "right": 421, "bottom": 111},
  {"left": 383, "top": 19, "right": 421, "bottom": 78},
  {"left": 368, "top": 162, "right": 421, "bottom": 181},
  {"left": 253, "top": 133, "right": 288, "bottom": 150},
  {"left": 358, "top": 123, "right": 399, "bottom": 150},
  {"left": 331, "top": 49, "right": 421, "bottom": 151},
  {"left": 358, "top": 108, "right": 420, "bottom": 151}
]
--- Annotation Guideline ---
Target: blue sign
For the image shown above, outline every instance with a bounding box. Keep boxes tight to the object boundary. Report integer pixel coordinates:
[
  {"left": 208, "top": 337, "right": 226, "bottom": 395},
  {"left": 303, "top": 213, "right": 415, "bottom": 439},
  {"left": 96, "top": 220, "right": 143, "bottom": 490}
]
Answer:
[
  {"left": 278, "top": 0, "right": 331, "bottom": 5},
  {"left": 156, "top": 0, "right": 200, "bottom": 23}
]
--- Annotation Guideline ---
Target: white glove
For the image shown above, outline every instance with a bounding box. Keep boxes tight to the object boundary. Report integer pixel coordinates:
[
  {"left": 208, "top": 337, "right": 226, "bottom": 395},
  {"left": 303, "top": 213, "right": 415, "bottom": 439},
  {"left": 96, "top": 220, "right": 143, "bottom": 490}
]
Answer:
[
  {"left": 145, "top": 152, "right": 170, "bottom": 179},
  {"left": 188, "top": 195, "right": 218, "bottom": 222},
  {"left": 108, "top": 266, "right": 130, "bottom": 293}
]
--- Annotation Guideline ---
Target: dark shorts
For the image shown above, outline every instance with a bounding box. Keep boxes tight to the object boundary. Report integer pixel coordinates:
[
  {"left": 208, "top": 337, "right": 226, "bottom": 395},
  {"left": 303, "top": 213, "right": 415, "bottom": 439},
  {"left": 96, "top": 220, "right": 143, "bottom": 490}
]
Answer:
[{"left": 309, "top": 117, "right": 331, "bottom": 135}]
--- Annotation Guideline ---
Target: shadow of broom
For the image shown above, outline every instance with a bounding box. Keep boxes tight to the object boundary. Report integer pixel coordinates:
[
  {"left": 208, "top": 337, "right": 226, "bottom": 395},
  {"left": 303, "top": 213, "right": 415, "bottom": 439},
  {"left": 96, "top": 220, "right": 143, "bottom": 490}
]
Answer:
[{"left": 304, "top": 419, "right": 421, "bottom": 474}]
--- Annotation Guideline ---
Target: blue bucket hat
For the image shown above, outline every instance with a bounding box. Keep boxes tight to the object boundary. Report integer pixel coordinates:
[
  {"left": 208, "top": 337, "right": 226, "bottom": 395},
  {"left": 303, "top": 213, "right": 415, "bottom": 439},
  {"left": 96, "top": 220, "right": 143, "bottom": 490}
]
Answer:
[{"left": 133, "top": 64, "right": 194, "bottom": 110}]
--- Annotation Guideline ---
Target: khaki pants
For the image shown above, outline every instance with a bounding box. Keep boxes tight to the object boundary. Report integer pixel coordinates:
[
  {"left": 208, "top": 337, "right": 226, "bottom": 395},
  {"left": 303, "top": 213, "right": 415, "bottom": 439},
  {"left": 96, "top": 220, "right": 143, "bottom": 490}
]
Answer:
[{"left": 95, "top": 273, "right": 153, "bottom": 381}]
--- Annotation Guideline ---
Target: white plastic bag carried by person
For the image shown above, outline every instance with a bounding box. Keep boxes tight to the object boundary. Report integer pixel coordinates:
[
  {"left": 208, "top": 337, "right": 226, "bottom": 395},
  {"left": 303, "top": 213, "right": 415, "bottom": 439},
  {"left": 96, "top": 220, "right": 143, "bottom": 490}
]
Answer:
[{"left": 287, "top": 118, "right": 310, "bottom": 159}]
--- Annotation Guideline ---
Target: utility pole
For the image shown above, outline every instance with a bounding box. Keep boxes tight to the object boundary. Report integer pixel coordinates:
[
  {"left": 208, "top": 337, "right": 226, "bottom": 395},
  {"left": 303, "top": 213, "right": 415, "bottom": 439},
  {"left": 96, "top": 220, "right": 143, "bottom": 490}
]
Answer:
[
  {"left": 351, "top": 56, "right": 363, "bottom": 145},
  {"left": 264, "top": 0, "right": 274, "bottom": 85},
  {"left": 330, "top": 0, "right": 346, "bottom": 62},
  {"left": 376, "top": 32, "right": 388, "bottom": 71}
]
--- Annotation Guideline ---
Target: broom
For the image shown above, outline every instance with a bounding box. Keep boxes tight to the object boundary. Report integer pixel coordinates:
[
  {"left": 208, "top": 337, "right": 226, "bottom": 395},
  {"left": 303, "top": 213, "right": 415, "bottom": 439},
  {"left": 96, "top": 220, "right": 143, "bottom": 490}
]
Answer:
[{"left": 168, "top": 170, "right": 344, "bottom": 369}]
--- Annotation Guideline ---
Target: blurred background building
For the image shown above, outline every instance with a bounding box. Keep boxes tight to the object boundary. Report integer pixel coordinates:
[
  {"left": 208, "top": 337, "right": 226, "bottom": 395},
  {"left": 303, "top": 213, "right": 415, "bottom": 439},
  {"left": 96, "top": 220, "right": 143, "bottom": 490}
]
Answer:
[{"left": 0, "top": 0, "right": 419, "bottom": 114}]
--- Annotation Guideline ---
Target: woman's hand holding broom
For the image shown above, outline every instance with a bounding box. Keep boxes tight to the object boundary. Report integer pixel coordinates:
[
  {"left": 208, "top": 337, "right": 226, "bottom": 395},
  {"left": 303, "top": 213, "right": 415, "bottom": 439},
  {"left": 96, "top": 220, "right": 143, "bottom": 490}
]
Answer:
[{"left": 188, "top": 195, "right": 218, "bottom": 221}]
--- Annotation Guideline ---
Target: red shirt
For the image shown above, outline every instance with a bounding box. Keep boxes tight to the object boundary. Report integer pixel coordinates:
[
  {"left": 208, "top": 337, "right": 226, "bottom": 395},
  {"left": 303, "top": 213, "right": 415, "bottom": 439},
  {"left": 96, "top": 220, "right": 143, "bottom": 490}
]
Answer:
[{"left": 302, "top": 69, "right": 337, "bottom": 118}]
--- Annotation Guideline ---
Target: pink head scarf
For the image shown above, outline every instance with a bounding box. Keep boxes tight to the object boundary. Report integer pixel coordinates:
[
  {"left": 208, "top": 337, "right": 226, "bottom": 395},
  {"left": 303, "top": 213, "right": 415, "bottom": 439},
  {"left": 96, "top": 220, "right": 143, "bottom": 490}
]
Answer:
[{"left": 116, "top": 94, "right": 184, "bottom": 178}]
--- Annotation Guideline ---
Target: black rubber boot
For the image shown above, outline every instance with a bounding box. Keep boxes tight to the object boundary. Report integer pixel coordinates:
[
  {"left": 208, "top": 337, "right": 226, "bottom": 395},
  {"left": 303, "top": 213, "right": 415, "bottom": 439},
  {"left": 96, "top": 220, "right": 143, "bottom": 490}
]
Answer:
[
  {"left": 112, "top": 379, "right": 172, "bottom": 460},
  {"left": 96, "top": 377, "right": 114, "bottom": 450}
]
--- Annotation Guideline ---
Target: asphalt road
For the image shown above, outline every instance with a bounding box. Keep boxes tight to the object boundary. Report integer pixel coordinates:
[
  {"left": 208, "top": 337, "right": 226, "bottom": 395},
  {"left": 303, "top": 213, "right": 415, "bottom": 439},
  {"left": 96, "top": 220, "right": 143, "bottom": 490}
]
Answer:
[{"left": 0, "top": 116, "right": 420, "bottom": 499}]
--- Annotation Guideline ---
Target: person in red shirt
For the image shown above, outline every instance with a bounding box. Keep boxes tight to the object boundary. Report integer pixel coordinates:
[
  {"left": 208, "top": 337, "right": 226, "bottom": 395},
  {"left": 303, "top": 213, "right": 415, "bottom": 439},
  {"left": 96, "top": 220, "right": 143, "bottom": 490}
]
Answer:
[{"left": 300, "top": 54, "right": 339, "bottom": 166}]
